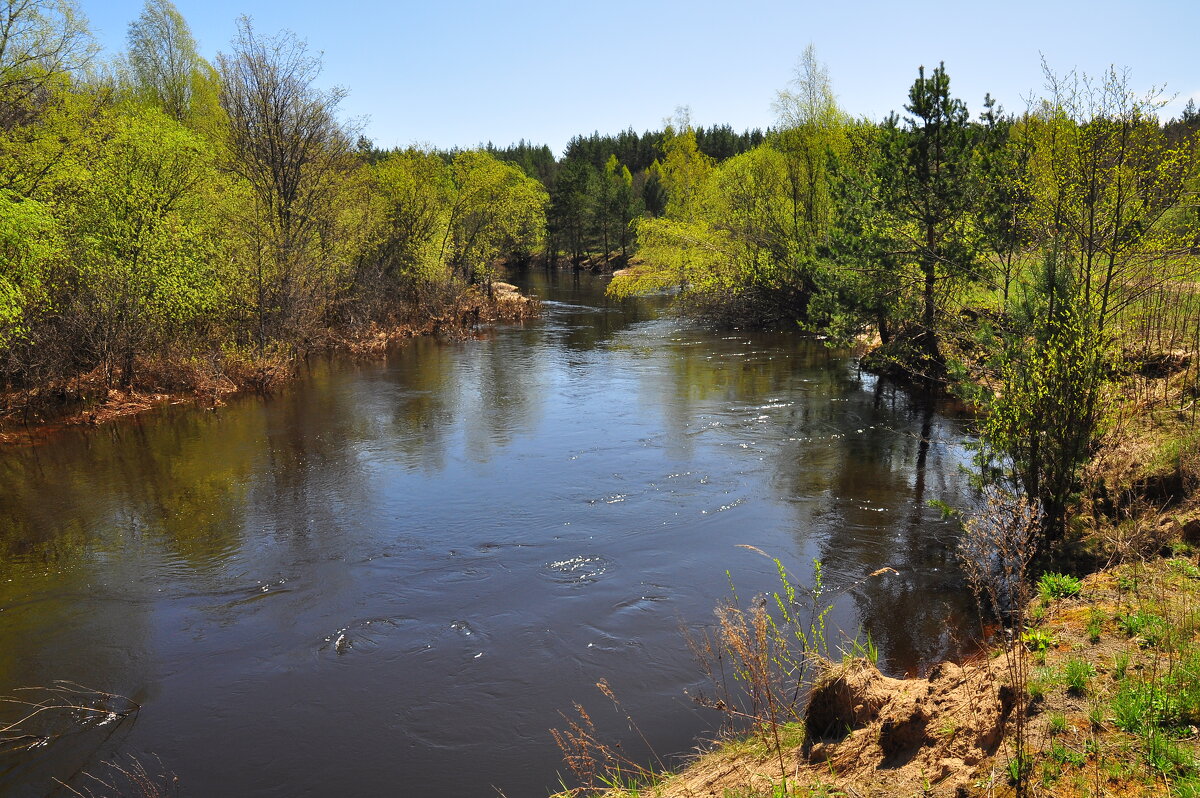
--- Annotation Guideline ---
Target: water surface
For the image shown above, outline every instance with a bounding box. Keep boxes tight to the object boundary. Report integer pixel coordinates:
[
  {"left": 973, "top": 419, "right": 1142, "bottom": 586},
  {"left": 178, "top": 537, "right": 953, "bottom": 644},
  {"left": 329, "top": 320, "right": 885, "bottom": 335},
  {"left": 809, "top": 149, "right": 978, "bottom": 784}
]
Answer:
[{"left": 0, "top": 270, "right": 977, "bottom": 796}]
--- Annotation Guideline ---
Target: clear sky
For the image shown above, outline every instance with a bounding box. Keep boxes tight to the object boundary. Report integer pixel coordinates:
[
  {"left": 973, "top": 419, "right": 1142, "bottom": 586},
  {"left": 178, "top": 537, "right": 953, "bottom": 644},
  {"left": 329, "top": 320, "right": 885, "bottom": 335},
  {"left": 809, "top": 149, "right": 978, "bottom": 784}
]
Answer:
[{"left": 84, "top": 0, "right": 1200, "bottom": 156}]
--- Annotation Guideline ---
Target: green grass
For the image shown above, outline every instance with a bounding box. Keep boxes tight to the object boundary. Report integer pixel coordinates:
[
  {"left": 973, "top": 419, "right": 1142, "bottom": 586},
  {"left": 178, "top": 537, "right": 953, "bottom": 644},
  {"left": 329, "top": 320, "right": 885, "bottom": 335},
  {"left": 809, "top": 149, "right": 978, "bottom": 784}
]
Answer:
[
  {"left": 1113, "top": 650, "right": 1131, "bottom": 680},
  {"left": 1119, "top": 610, "right": 1170, "bottom": 645},
  {"left": 1171, "top": 558, "right": 1200, "bottom": 580},
  {"left": 1087, "top": 608, "right": 1105, "bottom": 643},
  {"left": 1064, "top": 658, "right": 1096, "bottom": 695},
  {"left": 1028, "top": 665, "right": 1058, "bottom": 702}
]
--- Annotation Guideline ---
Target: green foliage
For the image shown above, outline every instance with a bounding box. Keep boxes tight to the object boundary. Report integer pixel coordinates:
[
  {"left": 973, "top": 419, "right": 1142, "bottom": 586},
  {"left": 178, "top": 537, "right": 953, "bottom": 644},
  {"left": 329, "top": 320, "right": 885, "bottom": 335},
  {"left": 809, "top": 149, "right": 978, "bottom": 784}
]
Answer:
[
  {"left": 979, "top": 269, "right": 1110, "bottom": 541},
  {"left": 1113, "top": 650, "right": 1131, "bottom": 681},
  {"left": 1119, "top": 610, "right": 1170, "bottom": 645},
  {"left": 1048, "top": 738, "right": 1086, "bottom": 767},
  {"left": 0, "top": 3, "right": 555, "bottom": 394},
  {"left": 444, "top": 150, "right": 547, "bottom": 284},
  {"left": 1063, "top": 658, "right": 1096, "bottom": 695},
  {"left": 55, "top": 105, "right": 229, "bottom": 382},
  {"left": 1038, "top": 572, "right": 1083, "bottom": 601},
  {"left": 613, "top": 62, "right": 847, "bottom": 327},
  {"left": 1007, "top": 751, "right": 1032, "bottom": 785},
  {"left": 1022, "top": 627, "right": 1056, "bottom": 652},
  {"left": 0, "top": 190, "right": 59, "bottom": 346},
  {"left": 369, "top": 149, "right": 452, "bottom": 283},
  {"left": 875, "top": 62, "right": 979, "bottom": 372},
  {"left": 1145, "top": 729, "right": 1197, "bottom": 777},
  {"left": 126, "top": 0, "right": 207, "bottom": 123},
  {"left": 0, "top": 0, "right": 96, "bottom": 129},
  {"left": 1087, "top": 608, "right": 1105, "bottom": 643},
  {"left": 840, "top": 629, "right": 878, "bottom": 665}
]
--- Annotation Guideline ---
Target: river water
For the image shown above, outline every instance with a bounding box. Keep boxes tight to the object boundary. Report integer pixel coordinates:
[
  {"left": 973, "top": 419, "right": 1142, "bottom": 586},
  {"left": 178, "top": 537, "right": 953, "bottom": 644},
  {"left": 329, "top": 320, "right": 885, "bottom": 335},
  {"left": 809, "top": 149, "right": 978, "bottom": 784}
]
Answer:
[{"left": 0, "top": 270, "right": 979, "bottom": 797}]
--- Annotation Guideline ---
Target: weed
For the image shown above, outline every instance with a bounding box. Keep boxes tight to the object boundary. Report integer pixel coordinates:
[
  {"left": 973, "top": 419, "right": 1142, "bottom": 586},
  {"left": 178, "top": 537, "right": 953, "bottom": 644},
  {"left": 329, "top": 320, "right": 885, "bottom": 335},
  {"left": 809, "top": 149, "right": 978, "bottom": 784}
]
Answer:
[
  {"left": 1064, "top": 658, "right": 1096, "bottom": 695},
  {"left": 958, "top": 490, "right": 1043, "bottom": 798},
  {"left": 1118, "top": 609, "right": 1170, "bottom": 645},
  {"left": 1176, "top": 775, "right": 1200, "bottom": 798},
  {"left": 1087, "top": 608, "right": 1105, "bottom": 643},
  {"left": 1170, "top": 558, "right": 1200, "bottom": 580},
  {"left": 1007, "top": 751, "right": 1033, "bottom": 785},
  {"left": 1113, "top": 650, "right": 1131, "bottom": 680},
  {"left": 1029, "top": 666, "right": 1057, "bottom": 702},
  {"left": 1021, "top": 627, "right": 1055, "bottom": 653},
  {"left": 1047, "top": 712, "right": 1068, "bottom": 734},
  {"left": 1038, "top": 572, "right": 1083, "bottom": 600},
  {"left": 1112, "top": 682, "right": 1153, "bottom": 733},
  {"left": 839, "top": 629, "right": 878, "bottom": 666},
  {"left": 1049, "top": 739, "right": 1087, "bottom": 767},
  {"left": 1145, "top": 729, "right": 1196, "bottom": 777}
]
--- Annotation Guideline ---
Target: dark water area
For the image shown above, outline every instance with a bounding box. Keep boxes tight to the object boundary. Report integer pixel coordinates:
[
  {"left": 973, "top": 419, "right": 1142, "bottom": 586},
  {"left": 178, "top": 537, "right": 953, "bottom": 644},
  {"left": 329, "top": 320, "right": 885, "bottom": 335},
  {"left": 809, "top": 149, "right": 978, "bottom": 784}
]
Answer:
[{"left": 0, "top": 270, "right": 979, "bottom": 797}]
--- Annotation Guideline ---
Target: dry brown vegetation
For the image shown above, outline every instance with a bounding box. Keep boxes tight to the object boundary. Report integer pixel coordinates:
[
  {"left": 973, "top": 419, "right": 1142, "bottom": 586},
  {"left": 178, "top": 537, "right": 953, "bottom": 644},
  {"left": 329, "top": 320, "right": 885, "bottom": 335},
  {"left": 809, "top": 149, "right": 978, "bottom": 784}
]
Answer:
[{"left": 0, "top": 283, "right": 539, "bottom": 444}]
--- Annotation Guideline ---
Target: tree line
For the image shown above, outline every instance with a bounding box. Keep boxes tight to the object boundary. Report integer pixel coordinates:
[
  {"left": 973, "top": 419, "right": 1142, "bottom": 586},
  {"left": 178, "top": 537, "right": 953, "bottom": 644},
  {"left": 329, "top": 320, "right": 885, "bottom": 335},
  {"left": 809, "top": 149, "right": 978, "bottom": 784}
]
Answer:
[
  {"left": 0, "top": 0, "right": 547, "bottom": 399},
  {"left": 362, "top": 123, "right": 764, "bottom": 269}
]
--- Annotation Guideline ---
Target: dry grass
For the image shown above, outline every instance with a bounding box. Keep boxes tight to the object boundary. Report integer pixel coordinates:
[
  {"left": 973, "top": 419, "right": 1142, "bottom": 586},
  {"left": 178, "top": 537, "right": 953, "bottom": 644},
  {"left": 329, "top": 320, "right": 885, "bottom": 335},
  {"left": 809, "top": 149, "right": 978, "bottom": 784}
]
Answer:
[{"left": 53, "top": 755, "right": 179, "bottom": 798}]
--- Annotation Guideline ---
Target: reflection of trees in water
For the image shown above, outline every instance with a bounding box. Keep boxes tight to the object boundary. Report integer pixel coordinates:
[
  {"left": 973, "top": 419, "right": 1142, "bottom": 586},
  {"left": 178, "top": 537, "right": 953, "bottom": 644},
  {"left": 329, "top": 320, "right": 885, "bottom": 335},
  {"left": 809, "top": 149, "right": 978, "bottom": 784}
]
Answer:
[
  {"left": 0, "top": 407, "right": 270, "bottom": 752},
  {"left": 457, "top": 332, "right": 544, "bottom": 462},
  {"left": 518, "top": 267, "right": 668, "bottom": 353},
  {"left": 771, "top": 379, "right": 976, "bottom": 673},
  {"left": 249, "top": 363, "right": 376, "bottom": 547},
  {"left": 383, "top": 336, "right": 457, "bottom": 472},
  {"left": 652, "top": 331, "right": 855, "bottom": 460},
  {"left": 0, "top": 409, "right": 262, "bottom": 567}
]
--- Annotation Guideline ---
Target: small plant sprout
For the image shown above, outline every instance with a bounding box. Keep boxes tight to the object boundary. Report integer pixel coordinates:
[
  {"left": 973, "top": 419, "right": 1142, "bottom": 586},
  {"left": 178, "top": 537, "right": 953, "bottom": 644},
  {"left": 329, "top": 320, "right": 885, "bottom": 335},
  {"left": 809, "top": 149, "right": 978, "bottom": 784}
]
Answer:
[
  {"left": 1087, "top": 608, "right": 1105, "bottom": 643},
  {"left": 1038, "top": 572, "right": 1083, "bottom": 601},
  {"left": 1021, "top": 627, "right": 1055, "bottom": 653}
]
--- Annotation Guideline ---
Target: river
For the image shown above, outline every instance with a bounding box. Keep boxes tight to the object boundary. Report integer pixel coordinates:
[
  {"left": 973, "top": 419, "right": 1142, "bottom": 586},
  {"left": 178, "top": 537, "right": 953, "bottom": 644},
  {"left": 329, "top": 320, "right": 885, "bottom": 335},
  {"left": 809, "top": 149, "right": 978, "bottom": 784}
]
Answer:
[{"left": 0, "top": 270, "right": 978, "bottom": 797}]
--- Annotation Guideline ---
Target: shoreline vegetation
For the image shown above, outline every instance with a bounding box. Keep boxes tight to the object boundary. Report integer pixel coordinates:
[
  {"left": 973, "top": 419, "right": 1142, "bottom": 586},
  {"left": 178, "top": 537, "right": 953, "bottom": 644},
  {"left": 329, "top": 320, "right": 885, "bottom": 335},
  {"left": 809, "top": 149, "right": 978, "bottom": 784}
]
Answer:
[
  {"left": 540, "top": 46, "right": 1200, "bottom": 798},
  {"left": 2, "top": 1, "right": 1200, "bottom": 797},
  {"left": 0, "top": 280, "right": 538, "bottom": 444}
]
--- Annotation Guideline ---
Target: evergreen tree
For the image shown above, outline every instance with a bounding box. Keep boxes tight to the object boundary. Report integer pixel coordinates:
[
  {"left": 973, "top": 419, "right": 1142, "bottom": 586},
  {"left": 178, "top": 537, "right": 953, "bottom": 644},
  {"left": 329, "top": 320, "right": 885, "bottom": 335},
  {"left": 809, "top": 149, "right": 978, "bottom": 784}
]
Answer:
[{"left": 877, "top": 62, "right": 978, "bottom": 377}]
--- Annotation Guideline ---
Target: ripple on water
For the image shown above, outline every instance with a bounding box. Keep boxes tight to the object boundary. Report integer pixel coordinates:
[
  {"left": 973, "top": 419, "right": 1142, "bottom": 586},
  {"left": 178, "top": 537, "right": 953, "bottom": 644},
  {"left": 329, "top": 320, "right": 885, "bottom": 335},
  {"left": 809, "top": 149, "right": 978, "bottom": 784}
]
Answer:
[
  {"left": 320, "top": 617, "right": 407, "bottom": 656},
  {"left": 541, "top": 554, "right": 611, "bottom": 585}
]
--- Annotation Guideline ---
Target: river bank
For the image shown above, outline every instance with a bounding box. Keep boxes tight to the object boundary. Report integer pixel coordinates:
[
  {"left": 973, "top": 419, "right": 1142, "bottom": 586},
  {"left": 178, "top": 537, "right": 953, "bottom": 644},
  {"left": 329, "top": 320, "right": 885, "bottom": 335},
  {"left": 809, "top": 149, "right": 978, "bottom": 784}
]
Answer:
[
  {"left": 552, "top": 368, "right": 1200, "bottom": 797},
  {"left": 0, "top": 282, "right": 538, "bottom": 445}
]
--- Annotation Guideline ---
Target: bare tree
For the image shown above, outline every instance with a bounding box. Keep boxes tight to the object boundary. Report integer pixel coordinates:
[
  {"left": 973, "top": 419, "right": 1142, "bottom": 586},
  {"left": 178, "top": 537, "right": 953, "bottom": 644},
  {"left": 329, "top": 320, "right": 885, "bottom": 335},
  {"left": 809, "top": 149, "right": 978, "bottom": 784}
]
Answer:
[
  {"left": 126, "top": 0, "right": 200, "bottom": 122},
  {"left": 216, "top": 16, "right": 355, "bottom": 348},
  {"left": 0, "top": 0, "right": 95, "bottom": 128}
]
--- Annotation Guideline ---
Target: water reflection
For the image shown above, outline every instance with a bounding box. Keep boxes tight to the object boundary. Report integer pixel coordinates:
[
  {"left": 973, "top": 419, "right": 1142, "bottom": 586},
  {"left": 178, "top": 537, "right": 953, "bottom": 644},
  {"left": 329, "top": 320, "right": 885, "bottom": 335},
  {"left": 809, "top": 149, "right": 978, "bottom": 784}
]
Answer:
[{"left": 0, "top": 270, "right": 978, "bottom": 797}]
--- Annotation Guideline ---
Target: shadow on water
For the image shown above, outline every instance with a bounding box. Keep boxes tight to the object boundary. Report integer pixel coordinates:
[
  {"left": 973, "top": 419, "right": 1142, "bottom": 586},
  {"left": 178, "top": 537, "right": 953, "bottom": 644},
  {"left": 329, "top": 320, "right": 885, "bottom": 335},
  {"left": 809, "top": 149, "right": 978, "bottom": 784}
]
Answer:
[{"left": 0, "top": 268, "right": 978, "bottom": 797}]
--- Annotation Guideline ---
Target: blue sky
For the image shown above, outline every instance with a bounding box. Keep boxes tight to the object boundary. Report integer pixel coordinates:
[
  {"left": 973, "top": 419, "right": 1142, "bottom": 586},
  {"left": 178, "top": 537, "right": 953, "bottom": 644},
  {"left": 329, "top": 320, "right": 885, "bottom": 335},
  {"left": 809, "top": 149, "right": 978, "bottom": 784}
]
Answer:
[{"left": 85, "top": 0, "right": 1200, "bottom": 155}]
